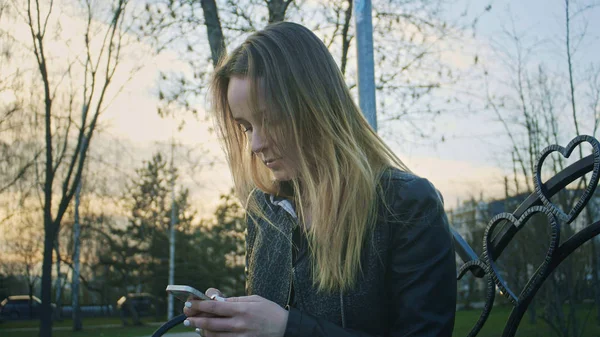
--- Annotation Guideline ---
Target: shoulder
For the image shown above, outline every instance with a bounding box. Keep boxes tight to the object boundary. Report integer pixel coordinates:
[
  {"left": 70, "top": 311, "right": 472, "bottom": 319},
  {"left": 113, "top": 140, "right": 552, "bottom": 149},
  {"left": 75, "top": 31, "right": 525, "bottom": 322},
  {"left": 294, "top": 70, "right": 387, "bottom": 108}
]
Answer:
[
  {"left": 245, "top": 188, "right": 268, "bottom": 230},
  {"left": 378, "top": 167, "right": 444, "bottom": 213},
  {"left": 246, "top": 188, "right": 271, "bottom": 214},
  {"left": 377, "top": 167, "right": 454, "bottom": 258},
  {"left": 245, "top": 188, "right": 288, "bottom": 230}
]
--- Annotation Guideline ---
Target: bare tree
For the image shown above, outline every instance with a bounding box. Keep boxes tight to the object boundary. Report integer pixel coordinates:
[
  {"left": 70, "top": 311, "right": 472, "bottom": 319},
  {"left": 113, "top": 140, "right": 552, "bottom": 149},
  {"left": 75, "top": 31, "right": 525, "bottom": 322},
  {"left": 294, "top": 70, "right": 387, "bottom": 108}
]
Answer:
[
  {"left": 0, "top": 0, "right": 141, "bottom": 334},
  {"left": 137, "top": 0, "right": 294, "bottom": 123},
  {"left": 483, "top": 1, "right": 600, "bottom": 335},
  {"left": 315, "top": 0, "right": 353, "bottom": 76},
  {"left": 138, "top": 0, "right": 481, "bottom": 149}
]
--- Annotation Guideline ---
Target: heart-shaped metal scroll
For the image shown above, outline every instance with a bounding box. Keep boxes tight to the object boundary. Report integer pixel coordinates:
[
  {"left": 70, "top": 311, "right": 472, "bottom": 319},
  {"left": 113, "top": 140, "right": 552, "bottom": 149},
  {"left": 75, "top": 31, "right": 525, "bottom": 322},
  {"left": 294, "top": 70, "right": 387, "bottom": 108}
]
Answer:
[
  {"left": 483, "top": 206, "right": 560, "bottom": 305},
  {"left": 534, "top": 135, "right": 600, "bottom": 224},
  {"left": 457, "top": 260, "right": 496, "bottom": 337}
]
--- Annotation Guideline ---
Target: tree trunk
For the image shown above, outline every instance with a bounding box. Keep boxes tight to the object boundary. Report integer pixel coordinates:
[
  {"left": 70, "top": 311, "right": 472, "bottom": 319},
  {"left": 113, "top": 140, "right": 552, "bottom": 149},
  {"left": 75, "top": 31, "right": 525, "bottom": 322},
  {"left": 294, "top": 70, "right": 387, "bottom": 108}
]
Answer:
[
  {"left": 168, "top": 143, "right": 177, "bottom": 320},
  {"left": 28, "top": 281, "right": 35, "bottom": 318},
  {"left": 54, "top": 245, "right": 62, "bottom": 321},
  {"left": 71, "top": 137, "right": 85, "bottom": 331},
  {"left": 72, "top": 202, "right": 82, "bottom": 330},
  {"left": 38, "top": 7, "right": 56, "bottom": 331},
  {"left": 201, "top": 0, "right": 226, "bottom": 67},
  {"left": 340, "top": 0, "right": 353, "bottom": 75},
  {"left": 267, "top": 0, "right": 291, "bottom": 24},
  {"left": 39, "top": 222, "right": 55, "bottom": 337}
]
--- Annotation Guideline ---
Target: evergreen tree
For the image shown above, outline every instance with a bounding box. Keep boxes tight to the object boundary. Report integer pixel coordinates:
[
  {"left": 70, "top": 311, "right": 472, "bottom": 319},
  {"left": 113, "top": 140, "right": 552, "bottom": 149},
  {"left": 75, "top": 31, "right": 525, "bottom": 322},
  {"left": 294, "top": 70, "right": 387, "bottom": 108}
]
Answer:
[{"left": 98, "top": 153, "right": 245, "bottom": 318}]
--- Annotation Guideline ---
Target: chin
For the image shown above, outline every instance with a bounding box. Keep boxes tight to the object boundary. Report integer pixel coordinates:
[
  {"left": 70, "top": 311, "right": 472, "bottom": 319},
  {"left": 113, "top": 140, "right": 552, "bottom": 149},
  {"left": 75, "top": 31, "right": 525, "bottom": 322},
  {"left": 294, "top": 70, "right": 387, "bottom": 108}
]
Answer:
[
  {"left": 274, "top": 174, "right": 294, "bottom": 182},
  {"left": 272, "top": 170, "right": 295, "bottom": 182}
]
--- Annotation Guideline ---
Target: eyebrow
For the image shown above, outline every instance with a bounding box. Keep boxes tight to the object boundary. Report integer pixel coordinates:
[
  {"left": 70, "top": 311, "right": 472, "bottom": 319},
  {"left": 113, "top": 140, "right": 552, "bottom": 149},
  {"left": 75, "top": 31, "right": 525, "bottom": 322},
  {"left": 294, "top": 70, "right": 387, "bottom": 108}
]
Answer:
[{"left": 233, "top": 109, "right": 266, "bottom": 123}]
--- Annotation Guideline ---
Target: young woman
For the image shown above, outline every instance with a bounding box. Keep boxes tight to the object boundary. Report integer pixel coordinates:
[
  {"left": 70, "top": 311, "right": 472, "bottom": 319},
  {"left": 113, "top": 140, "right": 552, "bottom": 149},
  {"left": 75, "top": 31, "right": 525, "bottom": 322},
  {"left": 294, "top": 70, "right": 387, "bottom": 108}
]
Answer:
[{"left": 183, "top": 22, "right": 457, "bottom": 337}]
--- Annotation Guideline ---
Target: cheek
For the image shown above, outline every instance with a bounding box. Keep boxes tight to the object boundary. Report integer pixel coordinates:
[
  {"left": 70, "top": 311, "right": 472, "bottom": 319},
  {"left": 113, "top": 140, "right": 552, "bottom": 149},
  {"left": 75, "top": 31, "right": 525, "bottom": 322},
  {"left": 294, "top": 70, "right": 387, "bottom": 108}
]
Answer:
[{"left": 281, "top": 159, "right": 299, "bottom": 177}]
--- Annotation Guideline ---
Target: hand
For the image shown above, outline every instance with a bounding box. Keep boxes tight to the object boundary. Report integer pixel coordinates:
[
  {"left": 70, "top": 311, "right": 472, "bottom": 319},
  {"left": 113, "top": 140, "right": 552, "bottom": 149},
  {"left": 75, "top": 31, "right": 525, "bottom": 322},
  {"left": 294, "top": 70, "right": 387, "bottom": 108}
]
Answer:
[
  {"left": 184, "top": 288, "right": 227, "bottom": 320},
  {"left": 183, "top": 294, "right": 289, "bottom": 337}
]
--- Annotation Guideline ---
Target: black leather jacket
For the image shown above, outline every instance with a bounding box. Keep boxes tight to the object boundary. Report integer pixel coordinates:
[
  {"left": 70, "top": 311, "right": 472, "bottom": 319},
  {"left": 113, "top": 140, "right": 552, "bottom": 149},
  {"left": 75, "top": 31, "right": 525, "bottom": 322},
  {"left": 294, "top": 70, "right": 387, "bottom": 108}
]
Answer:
[{"left": 245, "top": 169, "right": 457, "bottom": 336}]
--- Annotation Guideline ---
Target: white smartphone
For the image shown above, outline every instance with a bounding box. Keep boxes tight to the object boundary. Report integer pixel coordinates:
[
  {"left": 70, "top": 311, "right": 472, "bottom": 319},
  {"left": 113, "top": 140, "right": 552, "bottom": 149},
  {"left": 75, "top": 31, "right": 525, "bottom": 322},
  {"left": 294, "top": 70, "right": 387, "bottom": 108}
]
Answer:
[{"left": 166, "top": 285, "right": 212, "bottom": 302}]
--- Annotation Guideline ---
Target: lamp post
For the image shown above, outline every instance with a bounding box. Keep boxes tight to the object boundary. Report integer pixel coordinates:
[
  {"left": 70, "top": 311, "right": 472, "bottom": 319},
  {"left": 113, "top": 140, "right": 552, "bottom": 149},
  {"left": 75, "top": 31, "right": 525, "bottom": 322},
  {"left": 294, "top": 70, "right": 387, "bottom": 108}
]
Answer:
[{"left": 354, "top": 0, "right": 377, "bottom": 132}]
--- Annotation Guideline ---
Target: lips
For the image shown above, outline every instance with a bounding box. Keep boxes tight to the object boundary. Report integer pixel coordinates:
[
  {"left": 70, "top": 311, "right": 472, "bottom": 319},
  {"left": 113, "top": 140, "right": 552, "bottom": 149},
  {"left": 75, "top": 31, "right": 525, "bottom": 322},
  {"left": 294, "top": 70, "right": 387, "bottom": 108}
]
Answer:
[{"left": 264, "top": 158, "right": 280, "bottom": 168}]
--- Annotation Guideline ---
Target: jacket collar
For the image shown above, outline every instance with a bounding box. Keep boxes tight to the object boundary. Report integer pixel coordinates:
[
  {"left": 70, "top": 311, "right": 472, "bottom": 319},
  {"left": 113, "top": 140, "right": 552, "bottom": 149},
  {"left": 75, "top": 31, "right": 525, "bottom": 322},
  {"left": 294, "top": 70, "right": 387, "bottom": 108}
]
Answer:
[{"left": 269, "top": 194, "right": 297, "bottom": 219}]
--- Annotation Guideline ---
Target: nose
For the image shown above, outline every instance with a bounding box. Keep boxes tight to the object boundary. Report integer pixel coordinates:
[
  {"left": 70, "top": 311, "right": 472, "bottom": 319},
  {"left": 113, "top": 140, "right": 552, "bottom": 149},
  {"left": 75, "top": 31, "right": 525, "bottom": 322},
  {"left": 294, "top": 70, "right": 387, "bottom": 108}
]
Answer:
[{"left": 250, "top": 128, "right": 268, "bottom": 154}]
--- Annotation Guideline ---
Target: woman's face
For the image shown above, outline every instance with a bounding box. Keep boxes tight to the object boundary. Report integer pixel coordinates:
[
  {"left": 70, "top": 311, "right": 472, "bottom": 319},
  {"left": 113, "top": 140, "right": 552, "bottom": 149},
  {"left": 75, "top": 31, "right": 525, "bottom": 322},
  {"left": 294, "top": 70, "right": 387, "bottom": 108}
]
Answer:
[{"left": 227, "top": 76, "right": 297, "bottom": 181}]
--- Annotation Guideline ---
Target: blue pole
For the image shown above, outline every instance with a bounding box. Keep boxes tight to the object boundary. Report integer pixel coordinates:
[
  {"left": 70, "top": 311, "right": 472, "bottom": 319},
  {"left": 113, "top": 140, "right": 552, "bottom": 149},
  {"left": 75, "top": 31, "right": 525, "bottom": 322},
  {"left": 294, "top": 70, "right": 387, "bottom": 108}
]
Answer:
[{"left": 354, "top": 0, "right": 377, "bottom": 132}]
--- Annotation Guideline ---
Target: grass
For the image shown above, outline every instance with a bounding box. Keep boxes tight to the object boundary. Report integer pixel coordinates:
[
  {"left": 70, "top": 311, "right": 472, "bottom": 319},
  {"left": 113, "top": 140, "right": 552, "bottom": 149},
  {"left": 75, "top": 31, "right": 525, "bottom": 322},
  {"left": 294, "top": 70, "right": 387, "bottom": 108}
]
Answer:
[
  {"left": 0, "top": 316, "right": 191, "bottom": 337},
  {"left": 0, "top": 325, "right": 190, "bottom": 337},
  {"left": 1, "top": 306, "right": 599, "bottom": 337},
  {"left": 0, "top": 317, "right": 130, "bottom": 329},
  {"left": 453, "top": 305, "right": 600, "bottom": 337}
]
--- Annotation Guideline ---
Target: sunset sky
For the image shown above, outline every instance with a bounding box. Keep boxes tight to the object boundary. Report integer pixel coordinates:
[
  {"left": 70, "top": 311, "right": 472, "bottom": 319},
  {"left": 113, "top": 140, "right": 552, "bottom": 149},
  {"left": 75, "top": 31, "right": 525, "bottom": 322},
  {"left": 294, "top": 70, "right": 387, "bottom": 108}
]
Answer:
[
  {"left": 3, "top": 0, "right": 599, "bottom": 218},
  {"left": 97, "top": 0, "right": 599, "bottom": 214}
]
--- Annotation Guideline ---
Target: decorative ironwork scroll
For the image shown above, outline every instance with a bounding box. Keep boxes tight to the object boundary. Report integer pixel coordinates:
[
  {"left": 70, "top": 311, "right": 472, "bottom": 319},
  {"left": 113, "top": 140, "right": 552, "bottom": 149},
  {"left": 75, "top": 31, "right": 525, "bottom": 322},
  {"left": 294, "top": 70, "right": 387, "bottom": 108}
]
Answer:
[{"left": 454, "top": 135, "right": 600, "bottom": 337}]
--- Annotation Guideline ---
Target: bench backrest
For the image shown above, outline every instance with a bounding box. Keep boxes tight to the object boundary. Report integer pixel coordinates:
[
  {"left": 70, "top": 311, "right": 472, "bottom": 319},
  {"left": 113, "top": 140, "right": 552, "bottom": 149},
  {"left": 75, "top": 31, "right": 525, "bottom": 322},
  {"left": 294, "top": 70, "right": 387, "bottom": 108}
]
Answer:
[{"left": 451, "top": 135, "right": 600, "bottom": 337}]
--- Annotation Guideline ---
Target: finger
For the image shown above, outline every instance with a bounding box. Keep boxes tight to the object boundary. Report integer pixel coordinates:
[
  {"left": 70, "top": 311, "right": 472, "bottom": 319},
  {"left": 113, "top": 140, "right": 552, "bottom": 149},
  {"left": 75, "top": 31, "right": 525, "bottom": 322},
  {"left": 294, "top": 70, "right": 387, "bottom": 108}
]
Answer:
[
  {"left": 194, "top": 299, "right": 243, "bottom": 317},
  {"left": 186, "top": 316, "right": 242, "bottom": 332},
  {"left": 183, "top": 305, "right": 218, "bottom": 317},
  {"left": 184, "top": 300, "right": 220, "bottom": 317},
  {"left": 223, "top": 295, "right": 262, "bottom": 303},
  {"left": 205, "top": 287, "right": 225, "bottom": 298},
  {"left": 202, "top": 330, "right": 237, "bottom": 337}
]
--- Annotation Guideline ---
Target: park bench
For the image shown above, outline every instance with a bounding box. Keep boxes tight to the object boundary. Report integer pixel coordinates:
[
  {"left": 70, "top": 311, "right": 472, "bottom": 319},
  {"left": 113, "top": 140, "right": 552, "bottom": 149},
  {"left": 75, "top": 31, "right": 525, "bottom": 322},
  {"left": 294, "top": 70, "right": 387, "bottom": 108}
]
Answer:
[{"left": 152, "top": 135, "right": 600, "bottom": 337}]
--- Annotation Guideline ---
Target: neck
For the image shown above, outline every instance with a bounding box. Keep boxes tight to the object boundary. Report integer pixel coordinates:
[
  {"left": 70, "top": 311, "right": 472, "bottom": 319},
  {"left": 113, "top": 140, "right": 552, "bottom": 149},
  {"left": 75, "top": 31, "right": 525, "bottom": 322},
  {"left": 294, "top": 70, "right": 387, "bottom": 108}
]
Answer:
[
  {"left": 277, "top": 180, "right": 295, "bottom": 198},
  {"left": 277, "top": 179, "right": 312, "bottom": 229}
]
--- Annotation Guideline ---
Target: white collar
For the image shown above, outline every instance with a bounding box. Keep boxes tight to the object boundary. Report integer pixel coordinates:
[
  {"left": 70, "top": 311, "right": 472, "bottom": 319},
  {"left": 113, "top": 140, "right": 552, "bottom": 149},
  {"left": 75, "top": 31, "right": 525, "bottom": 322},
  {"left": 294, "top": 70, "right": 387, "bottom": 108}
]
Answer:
[{"left": 269, "top": 194, "right": 297, "bottom": 219}]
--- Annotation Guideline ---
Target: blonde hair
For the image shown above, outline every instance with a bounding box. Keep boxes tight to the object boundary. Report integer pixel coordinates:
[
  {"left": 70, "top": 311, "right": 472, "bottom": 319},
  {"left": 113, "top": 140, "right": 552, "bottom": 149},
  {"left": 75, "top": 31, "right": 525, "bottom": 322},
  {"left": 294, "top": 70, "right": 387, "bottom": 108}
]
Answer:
[{"left": 209, "top": 22, "right": 409, "bottom": 292}]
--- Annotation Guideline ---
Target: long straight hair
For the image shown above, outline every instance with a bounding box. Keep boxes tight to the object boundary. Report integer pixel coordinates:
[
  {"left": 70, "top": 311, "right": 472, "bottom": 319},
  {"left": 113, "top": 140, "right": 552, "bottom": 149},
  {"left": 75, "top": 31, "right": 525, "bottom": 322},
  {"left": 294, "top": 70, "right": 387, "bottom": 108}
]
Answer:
[{"left": 210, "top": 22, "right": 409, "bottom": 292}]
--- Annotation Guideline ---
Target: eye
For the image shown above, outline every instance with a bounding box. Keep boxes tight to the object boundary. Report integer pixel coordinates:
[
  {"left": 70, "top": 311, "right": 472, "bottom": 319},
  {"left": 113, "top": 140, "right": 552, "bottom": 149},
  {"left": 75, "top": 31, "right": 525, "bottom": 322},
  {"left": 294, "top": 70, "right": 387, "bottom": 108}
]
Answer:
[{"left": 239, "top": 124, "right": 252, "bottom": 133}]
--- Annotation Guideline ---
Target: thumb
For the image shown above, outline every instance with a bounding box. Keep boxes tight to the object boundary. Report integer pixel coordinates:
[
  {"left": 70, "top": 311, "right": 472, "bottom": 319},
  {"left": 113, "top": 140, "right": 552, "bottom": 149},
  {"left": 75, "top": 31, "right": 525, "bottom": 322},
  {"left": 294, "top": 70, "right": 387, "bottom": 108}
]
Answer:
[{"left": 205, "top": 287, "right": 225, "bottom": 301}]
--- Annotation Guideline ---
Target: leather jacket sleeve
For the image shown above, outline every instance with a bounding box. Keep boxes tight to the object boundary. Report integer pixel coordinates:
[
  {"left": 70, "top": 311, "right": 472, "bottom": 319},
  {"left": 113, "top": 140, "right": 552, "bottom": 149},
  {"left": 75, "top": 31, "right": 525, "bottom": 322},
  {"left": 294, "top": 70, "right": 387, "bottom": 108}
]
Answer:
[{"left": 284, "top": 176, "right": 457, "bottom": 337}]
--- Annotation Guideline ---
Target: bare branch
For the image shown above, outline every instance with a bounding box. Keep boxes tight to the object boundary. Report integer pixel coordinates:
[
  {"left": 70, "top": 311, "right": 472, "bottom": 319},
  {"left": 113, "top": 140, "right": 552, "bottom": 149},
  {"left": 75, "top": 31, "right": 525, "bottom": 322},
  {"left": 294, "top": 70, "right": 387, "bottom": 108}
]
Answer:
[
  {"left": 589, "top": 66, "right": 600, "bottom": 136},
  {"left": 0, "top": 150, "right": 42, "bottom": 194},
  {"left": 55, "top": 253, "right": 103, "bottom": 293},
  {"left": 485, "top": 73, "right": 532, "bottom": 191},
  {"left": 565, "top": 0, "right": 580, "bottom": 138},
  {"left": 52, "top": 69, "right": 77, "bottom": 176},
  {"left": 226, "top": 0, "right": 256, "bottom": 32},
  {"left": 340, "top": 0, "right": 352, "bottom": 75},
  {"left": 41, "top": 0, "right": 52, "bottom": 37},
  {"left": 56, "top": 0, "right": 129, "bottom": 229}
]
